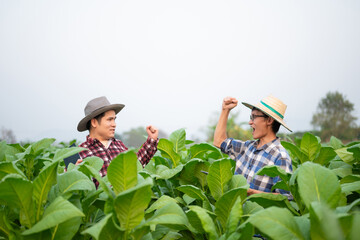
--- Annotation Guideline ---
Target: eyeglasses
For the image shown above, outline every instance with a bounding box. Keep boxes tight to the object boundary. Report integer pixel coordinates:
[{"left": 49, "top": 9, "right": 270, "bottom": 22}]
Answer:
[{"left": 250, "top": 114, "right": 267, "bottom": 121}]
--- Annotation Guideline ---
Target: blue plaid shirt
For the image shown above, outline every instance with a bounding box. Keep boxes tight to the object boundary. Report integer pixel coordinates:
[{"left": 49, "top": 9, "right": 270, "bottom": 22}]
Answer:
[{"left": 220, "top": 137, "right": 292, "bottom": 195}]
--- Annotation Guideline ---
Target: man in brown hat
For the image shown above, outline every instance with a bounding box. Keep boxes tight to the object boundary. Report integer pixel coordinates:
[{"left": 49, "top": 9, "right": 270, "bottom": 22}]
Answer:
[
  {"left": 76, "top": 96, "right": 158, "bottom": 186},
  {"left": 213, "top": 95, "right": 292, "bottom": 197}
]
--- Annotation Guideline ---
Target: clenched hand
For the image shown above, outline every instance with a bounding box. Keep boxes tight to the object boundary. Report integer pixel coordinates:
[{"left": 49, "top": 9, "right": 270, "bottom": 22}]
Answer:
[{"left": 146, "top": 125, "right": 158, "bottom": 140}]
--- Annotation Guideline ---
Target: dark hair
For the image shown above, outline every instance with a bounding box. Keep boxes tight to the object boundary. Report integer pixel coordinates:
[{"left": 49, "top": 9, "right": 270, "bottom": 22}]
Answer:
[
  {"left": 86, "top": 112, "right": 105, "bottom": 131},
  {"left": 271, "top": 120, "right": 281, "bottom": 134}
]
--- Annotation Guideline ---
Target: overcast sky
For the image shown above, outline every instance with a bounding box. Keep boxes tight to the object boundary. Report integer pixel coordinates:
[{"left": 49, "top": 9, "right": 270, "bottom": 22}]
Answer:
[{"left": 1, "top": 0, "right": 359, "bottom": 143}]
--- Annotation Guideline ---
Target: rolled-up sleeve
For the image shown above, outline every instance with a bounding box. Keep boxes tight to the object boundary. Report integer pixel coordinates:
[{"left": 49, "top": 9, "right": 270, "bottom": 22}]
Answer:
[
  {"left": 220, "top": 138, "right": 245, "bottom": 160},
  {"left": 137, "top": 137, "right": 159, "bottom": 166}
]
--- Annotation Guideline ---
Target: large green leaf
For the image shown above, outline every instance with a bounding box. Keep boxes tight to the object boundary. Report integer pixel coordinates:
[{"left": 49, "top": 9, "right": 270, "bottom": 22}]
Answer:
[
  {"left": 82, "top": 213, "right": 122, "bottom": 240},
  {"left": 347, "top": 144, "right": 360, "bottom": 162},
  {"left": 248, "top": 206, "right": 306, "bottom": 240},
  {"left": 145, "top": 163, "right": 183, "bottom": 180},
  {"left": 186, "top": 210, "right": 205, "bottom": 234},
  {"left": 215, "top": 187, "right": 247, "bottom": 229},
  {"left": 33, "top": 160, "right": 58, "bottom": 221},
  {"left": 348, "top": 212, "right": 360, "bottom": 240},
  {"left": 0, "top": 161, "right": 26, "bottom": 180},
  {"left": 179, "top": 158, "right": 207, "bottom": 184},
  {"left": 335, "top": 147, "right": 355, "bottom": 164},
  {"left": 0, "top": 141, "right": 23, "bottom": 162},
  {"left": 256, "top": 165, "right": 291, "bottom": 192},
  {"left": 144, "top": 202, "right": 189, "bottom": 230},
  {"left": 242, "top": 201, "right": 264, "bottom": 216},
  {"left": 336, "top": 198, "right": 360, "bottom": 214},
  {"left": 0, "top": 174, "right": 35, "bottom": 228},
  {"left": 194, "top": 161, "right": 210, "bottom": 188},
  {"left": 256, "top": 165, "right": 290, "bottom": 182},
  {"left": 57, "top": 170, "right": 95, "bottom": 194},
  {"left": 297, "top": 162, "right": 342, "bottom": 209},
  {"left": 281, "top": 141, "right": 308, "bottom": 164},
  {"left": 225, "top": 196, "right": 242, "bottom": 235},
  {"left": 309, "top": 202, "right": 344, "bottom": 240},
  {"left": 340, "top": 174, "right": 360, "bottom": 184},
  {"left": 329, "top": 136, "right": 344, "bottom": 150},
  {"left": 82, "top": 156, "right": 104, "bottom": 172},
  {"left": 113, "top": 182, "right": 153, "bottom": 231},
  {"left": 246, "top": 193, "right": 298, "bottom": 216},
  {"left": 155, "top": 164, "right": 183, "bottom": 179},
  {"left": 168, "top": 128, "right": 186, "bottom": 153},
  {"left": 227, "top": 222, "right": 253, "bottom": 240},
  {"left": 81, "top": 164, "right": 114, "bottom": 199},
  {"left": 207, "top": 158, "right": 233, "bottom": 200},
  {"left": 189, "top": 143, "right": 222, "bottom": 160},
  {"left": 146, "top": 195, "right": 178, "bottom": 214},
  {"left": 22, "top": 196, "right": 84, "bottom": 235},
  {"left": 188, "top": 206, "right": 219, "bottom": 240},
  {"left": 341, "top": 181, "right": 360, "bottom": 194},
  {"left": 107, "top": 151, "right": 138, "bottom": 194},
  {"left": 300, "top": 133, "right": 321, "bottom": 162},
  {"left": 53, "top": 147, "right": 85, "bottom": 162},
  {"left": 31, "top": 138, "right": 56, "bottom": 155},
  {"left": 314, "top": 147, "right": 337, "bottom": 166},
  {"left": 157, "top": 139, "right": 181, "bottom": 167},
  {"left": 0, "top": 207, "right": 10, "bottom": 238},
  {"left": 177, "top": 185, "right": 209, "bottom": 203},
  {"left": 329, "top": 160, "right": 352, "bottom": 178},
  {"left": 77, "top": 156, "right": 105, "bottom": 180},
  {"left": 159, "top": 231, "right": 182, "bottom": 240},
  {"left": 293, "top": 216, "right": 310, "bottom": 240},
  {"left": 51, "top": 216, "right": 82, "bottom": 240},
  {"left": 228, "top": 174, "right": 249, "bottom": 190}
]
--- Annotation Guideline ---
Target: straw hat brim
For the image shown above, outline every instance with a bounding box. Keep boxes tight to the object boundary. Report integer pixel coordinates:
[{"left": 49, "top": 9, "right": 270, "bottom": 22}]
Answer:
[
  {"left": 77, "top": 104, "right": 124, "bottom": 132},
  {"left": 242, "top": 102, "right": 292, "bottom": 132}
]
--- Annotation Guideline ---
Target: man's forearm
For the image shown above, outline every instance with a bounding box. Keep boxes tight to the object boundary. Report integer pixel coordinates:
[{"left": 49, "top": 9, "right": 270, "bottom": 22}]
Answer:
[
  {"left": 137, "top": 137, "right": 158, "bottom": 166},
  {"left": 247, "top": 188, "right": 279, "bottom": 196},
  {"left": 213, "top": 109, "right": 230, "bottom": 148}
]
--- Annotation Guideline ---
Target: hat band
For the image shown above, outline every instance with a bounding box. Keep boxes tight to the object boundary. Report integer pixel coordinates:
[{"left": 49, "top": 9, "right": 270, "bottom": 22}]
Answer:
[{"left": 260, "top": 101, "right": 284, "bottom": 119}]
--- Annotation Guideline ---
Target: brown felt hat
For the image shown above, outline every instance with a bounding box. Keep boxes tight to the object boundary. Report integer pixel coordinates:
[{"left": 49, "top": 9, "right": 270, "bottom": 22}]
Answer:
[
  {"left": 77, "top": 96, "right": 125, "bottom": 132},
  {"left": 242, "top": 95, "right": 292, "bottom": 132}
]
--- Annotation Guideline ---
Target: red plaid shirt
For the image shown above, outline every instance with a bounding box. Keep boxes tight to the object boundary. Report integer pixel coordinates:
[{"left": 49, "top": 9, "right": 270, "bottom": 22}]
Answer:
[{"left": 79, "top": 135, "right": 158, "bottom": 186}]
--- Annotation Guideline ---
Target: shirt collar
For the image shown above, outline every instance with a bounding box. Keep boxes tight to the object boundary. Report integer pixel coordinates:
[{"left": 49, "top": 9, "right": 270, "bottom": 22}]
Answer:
[
  {"left": 253, "top": 137, "right": 281, "bottom": 153},
  {"left": 85, "top": 135, "right": 115, "bottom": 148}
]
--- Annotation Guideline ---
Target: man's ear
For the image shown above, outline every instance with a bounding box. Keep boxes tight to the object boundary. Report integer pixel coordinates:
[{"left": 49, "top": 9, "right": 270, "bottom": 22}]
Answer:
[
  {"left": 267, "top": 117, "right": 274, "bottom": 126},
  {"left": 90, "top": 118, "right": 98, "bottom": 128}
]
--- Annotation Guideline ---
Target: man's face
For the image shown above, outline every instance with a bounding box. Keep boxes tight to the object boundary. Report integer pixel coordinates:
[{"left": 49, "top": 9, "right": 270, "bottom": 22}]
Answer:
[
  {"left": 92, "top": 110, "right": 117, "bottom": 141},
  {"left": 249, "top": 109, "right": 269, "bottom": 139}
]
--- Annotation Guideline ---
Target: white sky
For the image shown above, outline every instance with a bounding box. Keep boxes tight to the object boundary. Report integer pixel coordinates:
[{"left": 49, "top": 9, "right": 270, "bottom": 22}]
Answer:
[{"left": 1, "top": 0, "right": 359, "bottom": 142}]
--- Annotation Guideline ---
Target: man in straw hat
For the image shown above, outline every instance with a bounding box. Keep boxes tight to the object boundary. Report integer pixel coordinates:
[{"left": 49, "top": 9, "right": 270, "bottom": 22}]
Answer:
[
  {"left": 76, "top": 96, "right": 159, "bottom": 187},
  {"left": 213, "top": 95, "right": 292, "bottom": 196}
]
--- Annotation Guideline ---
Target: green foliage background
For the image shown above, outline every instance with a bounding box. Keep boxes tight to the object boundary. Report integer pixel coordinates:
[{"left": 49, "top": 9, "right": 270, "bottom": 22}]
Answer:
[{"left": 0, "top": 129, "right": 359, "bottom": 240}]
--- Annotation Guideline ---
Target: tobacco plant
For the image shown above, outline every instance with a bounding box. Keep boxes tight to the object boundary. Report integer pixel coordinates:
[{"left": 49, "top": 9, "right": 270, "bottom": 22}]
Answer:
[{"left": 0, "top": 130, "right": 359, "bottom": 239}]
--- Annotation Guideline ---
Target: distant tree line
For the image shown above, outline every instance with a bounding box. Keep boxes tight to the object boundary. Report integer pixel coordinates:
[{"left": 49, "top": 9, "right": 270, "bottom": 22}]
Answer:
[
  {"left": 116, "top": 127, "right": 168, "bottom": 148},
  {"left": 311, "top": 91, "right": 359, "bottom": 142},
  {"left": 0, "top": 127, "right": 16, "bottom": 144}
]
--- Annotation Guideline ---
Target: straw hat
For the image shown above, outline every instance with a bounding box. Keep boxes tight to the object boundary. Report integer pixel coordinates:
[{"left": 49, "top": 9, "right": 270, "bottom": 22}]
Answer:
[
  {"left": 242, "top": 95, "right": 292, "bottom": 132},
  {"left": 77, "top": 96, "right": 125, "bottom": 132}
]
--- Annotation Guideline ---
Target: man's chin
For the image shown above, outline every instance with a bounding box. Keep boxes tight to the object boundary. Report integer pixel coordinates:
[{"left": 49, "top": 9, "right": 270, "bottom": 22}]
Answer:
[{"left": 252, "top": 132, "right": 259, "bottom": 140}]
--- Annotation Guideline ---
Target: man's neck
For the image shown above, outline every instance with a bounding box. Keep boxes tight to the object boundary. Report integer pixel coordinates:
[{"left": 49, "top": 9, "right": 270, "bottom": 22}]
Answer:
[
  {"left": 257, "top": 133, "right": 277, "bottom": 149},
  {"left": 89, "top": 133, "right": 110, "bottom": 148}
]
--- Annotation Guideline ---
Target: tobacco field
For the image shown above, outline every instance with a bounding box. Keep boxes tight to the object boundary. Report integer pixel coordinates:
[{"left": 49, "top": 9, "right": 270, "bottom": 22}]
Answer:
[{"left": 0, "top": 129, "right": 359, "bottom": 239}]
